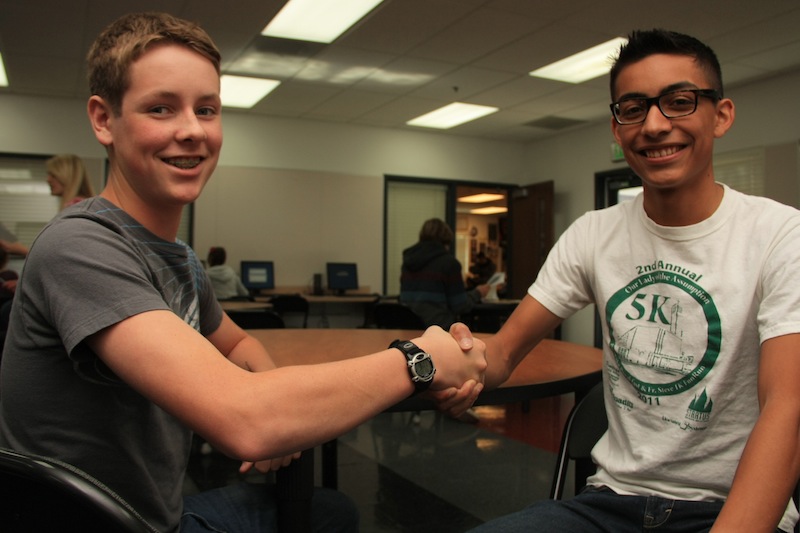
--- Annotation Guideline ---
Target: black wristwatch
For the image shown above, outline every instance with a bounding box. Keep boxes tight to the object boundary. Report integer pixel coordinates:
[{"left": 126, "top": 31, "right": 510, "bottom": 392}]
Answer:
[{"left": 389, "top": 339, "right": 436, "bottom": 393}]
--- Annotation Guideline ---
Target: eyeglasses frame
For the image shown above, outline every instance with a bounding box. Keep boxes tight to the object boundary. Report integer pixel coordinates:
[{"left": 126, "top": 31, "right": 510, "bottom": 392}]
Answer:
[{"left": 610, "top": 88, "right": 721, "bottom": 125}]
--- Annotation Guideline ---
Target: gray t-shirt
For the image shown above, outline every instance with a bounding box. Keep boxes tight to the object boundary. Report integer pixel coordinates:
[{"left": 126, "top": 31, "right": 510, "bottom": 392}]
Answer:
[{"left": 0, "top": 197, "right": 223, "bottom": 532}]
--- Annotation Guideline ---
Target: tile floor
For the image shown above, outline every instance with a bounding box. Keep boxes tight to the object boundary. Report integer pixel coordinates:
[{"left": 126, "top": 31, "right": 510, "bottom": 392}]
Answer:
[{"left": 185, "top": 395, "right": 577, "bottom": 532}]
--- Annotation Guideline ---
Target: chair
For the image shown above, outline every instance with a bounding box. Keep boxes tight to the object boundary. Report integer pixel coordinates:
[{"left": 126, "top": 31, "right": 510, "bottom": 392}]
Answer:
[
  {"left": 270, "top": 294, "right": 310, "bottom": 328},
  {"left": 0, "top": 447, "right": 156, "bottom": 532},
  {"left": 227, "top": 309, "right": 285, "bottom": 329},
  {"left": 550, "top": 381, "right": 607, "bottom": 500},
  {"left": 372, "top": 302, "right": 426, "bottom": 330}
]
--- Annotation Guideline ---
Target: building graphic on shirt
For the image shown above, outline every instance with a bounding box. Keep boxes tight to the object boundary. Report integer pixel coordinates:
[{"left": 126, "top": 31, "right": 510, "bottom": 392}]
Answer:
[
  {"left": 606, "top": 268, "right": 721, "bottom": 398},
  {"left": 616, "top": 324, "right": 695, "bottom": 375},
  {"left": 686, "top": 388, "right": 713, "bottom": 422}
]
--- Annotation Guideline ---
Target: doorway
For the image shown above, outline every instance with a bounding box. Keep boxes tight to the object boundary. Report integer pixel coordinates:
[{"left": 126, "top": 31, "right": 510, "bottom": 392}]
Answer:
[{"left": 383, "top": 176, "right": 513, "bottom": 296}]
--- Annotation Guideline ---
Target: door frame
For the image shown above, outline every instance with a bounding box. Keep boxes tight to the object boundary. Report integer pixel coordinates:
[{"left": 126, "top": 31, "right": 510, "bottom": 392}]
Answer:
[{"left": 383, "top": 175, "right": 516, "bottom": 295}]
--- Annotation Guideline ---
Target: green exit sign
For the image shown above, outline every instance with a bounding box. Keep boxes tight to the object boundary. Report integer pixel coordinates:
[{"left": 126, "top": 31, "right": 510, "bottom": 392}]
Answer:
[{"left": 610, "top": 142, "right": 625, "bottom": 162}]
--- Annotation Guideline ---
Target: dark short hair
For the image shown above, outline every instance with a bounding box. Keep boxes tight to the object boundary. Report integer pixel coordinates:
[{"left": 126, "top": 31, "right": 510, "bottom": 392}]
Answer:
[
  {"left": 207, "top": 247, "right": 226, "bottom": 266},
  {"left": 610, "top": 29, "right": 723, "bottom": 100},
  {"left": 419, "top": 218, "right": 454, "bottom": 246}
]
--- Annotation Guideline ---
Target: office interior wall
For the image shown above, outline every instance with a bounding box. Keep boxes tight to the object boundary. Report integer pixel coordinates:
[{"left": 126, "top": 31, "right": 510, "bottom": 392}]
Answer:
[
  {"left": 194, "top": 166, "right": 383, "bottom": 292},
  {"left": 1, "top": 67, "right": 799, "bottom": 342}
]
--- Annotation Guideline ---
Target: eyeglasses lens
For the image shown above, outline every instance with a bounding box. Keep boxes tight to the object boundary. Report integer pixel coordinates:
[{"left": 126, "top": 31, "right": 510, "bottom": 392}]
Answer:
[{"left": 614, "top": 91, "right": 699, "bottom": 124}]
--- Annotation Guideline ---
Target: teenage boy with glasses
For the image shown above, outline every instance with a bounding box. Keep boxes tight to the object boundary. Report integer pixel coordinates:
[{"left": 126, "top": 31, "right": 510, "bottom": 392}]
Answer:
[{"left": 451, "top": 29, "right": 800, "bottom": 533}]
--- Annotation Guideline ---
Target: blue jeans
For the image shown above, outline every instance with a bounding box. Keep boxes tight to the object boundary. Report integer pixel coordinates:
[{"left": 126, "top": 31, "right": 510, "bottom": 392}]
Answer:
[
  {"left": 181, "top": 482, "right": 358, "bottom": 532},
  {"left": 468, "top": 487, "right": 787, "bottom": 533}
]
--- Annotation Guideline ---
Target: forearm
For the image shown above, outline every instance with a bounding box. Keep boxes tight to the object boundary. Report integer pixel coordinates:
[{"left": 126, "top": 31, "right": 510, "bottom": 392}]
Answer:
[
  {"left": 233, "top": 350, "right": 414, "bottom": 459},
  {"left": 483, "top": 295, "right": 562, "bottom": 390},
  {"left": 712, "top": 403, "right": 800, "bottom": 532},
  {"left": 226, "top": 333, "right": 277, "bottom": 372}
]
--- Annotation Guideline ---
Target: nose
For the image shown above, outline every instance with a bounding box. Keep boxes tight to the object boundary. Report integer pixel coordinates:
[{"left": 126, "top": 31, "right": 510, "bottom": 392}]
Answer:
[
  {"left": 640, "top": 102, "right": 672, "bottom": 136},
  {"left": 176, "top": 110, "right": 207, "bottom": 142}
]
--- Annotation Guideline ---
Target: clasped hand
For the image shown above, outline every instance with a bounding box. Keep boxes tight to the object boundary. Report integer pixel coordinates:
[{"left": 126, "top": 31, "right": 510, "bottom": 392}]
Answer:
[{"left": 417, "top": 323, "right": 487, "bottom": 418}]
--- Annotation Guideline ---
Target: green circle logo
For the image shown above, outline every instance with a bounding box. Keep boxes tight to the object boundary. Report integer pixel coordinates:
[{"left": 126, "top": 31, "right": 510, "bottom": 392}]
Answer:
[{"left": 606, "top": 271, "right": 720, "bottom": 396}]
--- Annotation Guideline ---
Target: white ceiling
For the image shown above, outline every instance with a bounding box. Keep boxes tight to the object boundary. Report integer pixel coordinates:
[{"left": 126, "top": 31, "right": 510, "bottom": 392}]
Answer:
[{"left": 1, "top": 0, "right": 799, "bottom": 143}]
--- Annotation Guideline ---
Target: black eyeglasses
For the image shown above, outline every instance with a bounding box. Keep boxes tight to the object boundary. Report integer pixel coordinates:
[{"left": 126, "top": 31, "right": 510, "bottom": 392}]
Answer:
[{"left": 610, "top": 89, "right": 721, "bottom": 125}]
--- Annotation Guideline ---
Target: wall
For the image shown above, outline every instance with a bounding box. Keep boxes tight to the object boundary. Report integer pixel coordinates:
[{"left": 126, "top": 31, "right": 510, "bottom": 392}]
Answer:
[
  {"left": 0, "top": 92, "right": 527, "bottom": 293},
  {"left": 1, "top": 67, "right": 799, "bottom": 342},
  {"left": 194, "top": 166, "right": 383, "bottom": 291}
]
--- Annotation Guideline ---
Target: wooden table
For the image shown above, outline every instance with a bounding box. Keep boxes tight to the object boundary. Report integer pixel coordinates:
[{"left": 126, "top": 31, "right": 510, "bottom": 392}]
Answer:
[
  {"left": 249, "top": 328, "right": 603, "bottom": 532},
  {"left": 219, "top": 300, "right": 273, "bottom": 312}
]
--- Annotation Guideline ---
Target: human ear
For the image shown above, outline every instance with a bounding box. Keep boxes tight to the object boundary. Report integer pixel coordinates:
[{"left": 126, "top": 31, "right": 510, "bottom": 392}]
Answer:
[
  {"left": 87, "top": 95, "right": 114, "bottom": 147},
  {"left": 713, "top": 98, "right": 735, "bottom": 139},
  {"left": 611, "top": 115, "right": 622, "bottom": 145}
]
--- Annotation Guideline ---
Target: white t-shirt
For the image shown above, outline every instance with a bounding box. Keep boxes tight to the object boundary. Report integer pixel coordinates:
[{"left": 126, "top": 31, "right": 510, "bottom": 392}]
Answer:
[{"left": 530, "top": 184, "right": 800, "bottom": 531}]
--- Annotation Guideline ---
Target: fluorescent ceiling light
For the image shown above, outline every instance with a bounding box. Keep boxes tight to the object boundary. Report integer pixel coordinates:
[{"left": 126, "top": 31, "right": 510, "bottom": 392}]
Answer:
[
  {"left": 459, "top": 193, "right": 505, "bottom": 204},
  {"left": 407, "top": 102, "right": 498, "bottom": 129},
  {"left": 0, "top": 53, "right": 8, "bottom": 86},
  {"left": 530, "top": 37, "right": 627, "bottom": 84},
  {"left": 262, "top": 0, "right": 384, "bottom": 43},
  {"left": 470, "top": 206, "right": 508, "bottom": 215},
  {"left": 220, "top": 75, "right": 280, "bottom": 108}
]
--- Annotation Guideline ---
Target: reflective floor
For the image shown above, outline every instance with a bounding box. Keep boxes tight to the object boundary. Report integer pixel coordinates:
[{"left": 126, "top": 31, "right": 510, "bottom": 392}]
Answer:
[{"left": 186, "top": 395, "right": 576, "bottom": 532}]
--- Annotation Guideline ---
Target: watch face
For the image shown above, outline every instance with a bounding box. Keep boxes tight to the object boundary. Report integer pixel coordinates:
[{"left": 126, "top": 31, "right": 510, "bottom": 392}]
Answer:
[{"left": 412, "top": 355, "right": 435, "bottom": 381}]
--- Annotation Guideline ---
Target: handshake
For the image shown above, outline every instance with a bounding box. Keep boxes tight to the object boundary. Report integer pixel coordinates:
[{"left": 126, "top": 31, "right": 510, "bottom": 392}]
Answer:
[{"left": 405, "top": 323, "right": 489, "bottom": 417}]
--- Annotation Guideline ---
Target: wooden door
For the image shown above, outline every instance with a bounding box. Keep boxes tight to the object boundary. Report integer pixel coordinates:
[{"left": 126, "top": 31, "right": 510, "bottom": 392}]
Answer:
[{"left": 507, "top": 181, "right": 554, "bottom": 299}]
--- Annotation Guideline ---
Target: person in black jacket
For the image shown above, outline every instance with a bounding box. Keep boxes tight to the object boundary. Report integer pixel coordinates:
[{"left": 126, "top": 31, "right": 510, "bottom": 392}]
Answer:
[{"left": 400, "top": 218, "right": 489, "bottom": 329}]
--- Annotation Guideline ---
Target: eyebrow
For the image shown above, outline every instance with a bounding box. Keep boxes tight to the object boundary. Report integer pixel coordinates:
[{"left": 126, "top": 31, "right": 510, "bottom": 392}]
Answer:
[{"left": 615, "top": 81, "right": 701, "bottom": 101}]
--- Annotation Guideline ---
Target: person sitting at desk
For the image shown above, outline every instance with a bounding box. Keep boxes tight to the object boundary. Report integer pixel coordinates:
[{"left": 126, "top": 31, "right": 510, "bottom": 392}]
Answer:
[
  {"left": 466, "top": 251, "right": 496, "bottom": 290},
  {"left": 400, "top": 218, "right": 489, "bottom": 329},
  {"left": 206, "top": 246, "right": 250, "bottom": 300}
]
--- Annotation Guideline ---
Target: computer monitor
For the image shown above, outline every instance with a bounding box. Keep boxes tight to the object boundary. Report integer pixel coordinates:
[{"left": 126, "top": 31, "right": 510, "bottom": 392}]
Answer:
[
  {"left": 240, "top": 261, "right": 275, "bottom": 292},
  {"left": 326, "top": 262, "right": 358, "bottom": 296}
]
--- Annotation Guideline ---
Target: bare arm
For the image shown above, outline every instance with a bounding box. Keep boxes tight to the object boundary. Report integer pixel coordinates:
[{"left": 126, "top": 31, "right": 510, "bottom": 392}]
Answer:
[
  {"left": 0, "top": 240, "right": 29, "bottom": 257},
  {"left": 711, "top": 333, "right": 800, "bottom": 532},
  {"left": 434, "top": 295, "right": 562, "bottom": 415},
  {"left": 482, "top": 295, "right": 563, "bottom": 389},
  {"left": 206, "top": 312, "right": 277, "bottom": 372},
  {"left": 86, "top": 310, "right": 486, "bottom": 462}
]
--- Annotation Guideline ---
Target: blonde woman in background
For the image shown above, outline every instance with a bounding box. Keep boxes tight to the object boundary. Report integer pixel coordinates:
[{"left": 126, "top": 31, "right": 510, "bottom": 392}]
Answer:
[
  {"left": 1, "top": 154, "right": 95, "bottom": 257},
  {"left": 45, "top": 154, "right": 95, "bottom": 209}
]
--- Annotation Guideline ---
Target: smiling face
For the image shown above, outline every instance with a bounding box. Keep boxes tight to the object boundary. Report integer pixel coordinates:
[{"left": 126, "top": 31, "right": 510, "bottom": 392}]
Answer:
[
  {"left": 611, "top": 54, "right": 734, "bottom": 195},
  {"left": 88, "top": 43, "right": 222, "bottom": 233}
]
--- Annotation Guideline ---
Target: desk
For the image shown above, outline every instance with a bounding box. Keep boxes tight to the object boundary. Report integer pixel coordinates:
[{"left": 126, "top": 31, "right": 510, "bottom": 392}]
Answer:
[
  {"left": 250, "top": 329, "right": 602, "bottom": 532},
  {"left": 219, "top": 300, "right": 273, "bottom": 312},
  {"left": 298, "top": 294, "right": 379, "bottom": 327},
  {"left": 464, "top": 299, "right": 521, "bottom": 333}
]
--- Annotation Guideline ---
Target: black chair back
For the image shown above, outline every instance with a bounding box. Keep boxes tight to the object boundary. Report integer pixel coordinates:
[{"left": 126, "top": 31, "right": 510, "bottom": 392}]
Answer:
[
  {"left": 0, "top": 447, "right": 156, "bottom": 532},
  {"left": 228, "top": 310, "right": 285, "bottom": 329},
  {"left": 550, "top": 381, "right": 607, "bottom": 499},
  {"left": 372, "top": 302, "right": 426, "bottom": 330},
  {"left": 271, "top": 294, "right": 310, "bottom": 328}
]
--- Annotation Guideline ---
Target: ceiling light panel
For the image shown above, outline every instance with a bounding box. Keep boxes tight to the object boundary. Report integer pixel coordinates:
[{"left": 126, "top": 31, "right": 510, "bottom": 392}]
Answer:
[
  {"left": 470, "top": 206, "right": 508, "bottom": 215},
  {"left": 530, "top": 37, "right": 627, "bottom": 84},
  {"left": 221, "top": 76, "right": 281, "bottom": 108},
  {"left": 459, "top": 193, "right": 505, "bottom": 203},
  {"left": 262, "top": 0, "right": 385, "bottom": 44},
  {"left": 407, "top": 102, "right": 498, "bottom": 129}
]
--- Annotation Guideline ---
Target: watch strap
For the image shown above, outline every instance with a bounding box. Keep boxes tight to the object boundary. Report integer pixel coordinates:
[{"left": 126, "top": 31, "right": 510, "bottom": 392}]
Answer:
[{"left": 389, "top": 339, "right": 435, "bottom": 393}]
